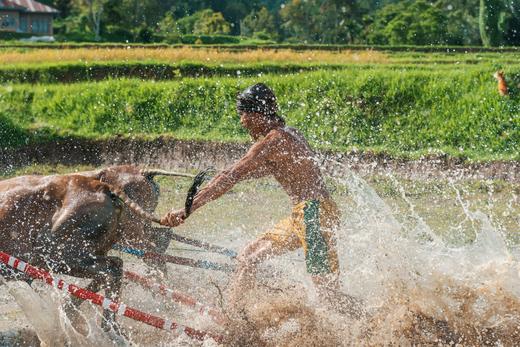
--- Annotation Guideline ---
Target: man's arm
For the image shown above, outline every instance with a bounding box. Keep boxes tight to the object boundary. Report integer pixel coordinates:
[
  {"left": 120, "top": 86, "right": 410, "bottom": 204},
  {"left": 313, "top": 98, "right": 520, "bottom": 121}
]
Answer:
[
  {"left": 160, "top": 131, "right": 282, "bottom": 227},
  {"left": 189, "top": 132, "right": 280, "bottom": 214}
]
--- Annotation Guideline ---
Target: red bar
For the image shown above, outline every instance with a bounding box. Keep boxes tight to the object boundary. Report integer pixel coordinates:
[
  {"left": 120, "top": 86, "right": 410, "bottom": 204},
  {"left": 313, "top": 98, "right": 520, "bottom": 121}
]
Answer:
[{"left": 0, "top": 251, "right": 224, "bottom": 343}]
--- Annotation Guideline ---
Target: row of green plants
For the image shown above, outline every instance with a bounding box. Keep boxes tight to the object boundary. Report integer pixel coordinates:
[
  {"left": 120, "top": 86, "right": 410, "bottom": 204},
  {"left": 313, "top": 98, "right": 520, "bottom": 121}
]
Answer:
[
  {"left": 1, "top": 61, "right": 518, "bottom": 85},
  {"left": 1, "top": 42, "right": 520, "bottom": 52},
  {"left": 1, "top": 69, "right": 518, "bottom": 160},
  {"left": 0, "top": 62, "right": 349, "bottom": 84}
]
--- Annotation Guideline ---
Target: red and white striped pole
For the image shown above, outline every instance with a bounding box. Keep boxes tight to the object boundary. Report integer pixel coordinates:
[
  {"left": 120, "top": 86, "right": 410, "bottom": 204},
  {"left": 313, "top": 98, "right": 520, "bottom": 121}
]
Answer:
[
  {"left": 123, "top": 271, "right": 226, "bottom": 326},
  {"left": 0, "top": 251, "right": 224, "bottom": 344}
]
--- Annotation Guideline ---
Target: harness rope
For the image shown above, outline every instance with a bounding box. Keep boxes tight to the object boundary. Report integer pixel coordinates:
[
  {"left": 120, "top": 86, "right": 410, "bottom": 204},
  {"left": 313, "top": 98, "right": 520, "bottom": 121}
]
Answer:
[
  {"left": 165, "top": 230, "right": 237, "bottom": 258},
  {"left": 123, "top": 270, "right": 226, "bottom": 325},
  {"left": 112, "top": 244, "right": 235, "bottom": 273}
]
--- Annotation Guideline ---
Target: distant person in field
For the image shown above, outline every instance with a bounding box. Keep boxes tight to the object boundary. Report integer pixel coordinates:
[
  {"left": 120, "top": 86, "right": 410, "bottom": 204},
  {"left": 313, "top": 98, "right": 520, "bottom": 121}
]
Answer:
[
  {"left": 161, "top": 83, "right": 359, "bottom": 314},
  {"left": 494, "top": 70, "right": 509, "bottom": 96}
]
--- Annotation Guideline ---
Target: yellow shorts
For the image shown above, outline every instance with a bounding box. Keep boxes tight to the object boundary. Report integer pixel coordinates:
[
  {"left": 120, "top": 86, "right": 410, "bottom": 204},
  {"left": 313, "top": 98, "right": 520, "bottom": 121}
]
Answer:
[{"left": 261, "top": 199, "right": 341, "bottom": 275}]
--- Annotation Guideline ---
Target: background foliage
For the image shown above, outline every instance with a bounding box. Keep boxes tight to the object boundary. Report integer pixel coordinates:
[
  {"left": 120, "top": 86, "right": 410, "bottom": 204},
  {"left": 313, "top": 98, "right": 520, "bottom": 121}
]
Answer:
[{"left": 32, "top": 0, "right": 520, "bottom": 46}]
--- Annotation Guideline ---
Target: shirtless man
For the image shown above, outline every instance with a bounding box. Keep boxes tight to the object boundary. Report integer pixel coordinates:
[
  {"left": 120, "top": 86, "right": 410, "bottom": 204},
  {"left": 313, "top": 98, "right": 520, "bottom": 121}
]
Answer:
[{"left": 162, "top": 83, "right": 353, "bottom": 312}]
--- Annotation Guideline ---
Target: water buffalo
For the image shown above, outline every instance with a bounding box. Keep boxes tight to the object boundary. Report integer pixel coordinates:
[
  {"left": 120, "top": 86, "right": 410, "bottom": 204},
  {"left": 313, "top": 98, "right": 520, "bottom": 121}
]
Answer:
[{"left": 0, "top": 165, "right": 192, "bottom": 333}]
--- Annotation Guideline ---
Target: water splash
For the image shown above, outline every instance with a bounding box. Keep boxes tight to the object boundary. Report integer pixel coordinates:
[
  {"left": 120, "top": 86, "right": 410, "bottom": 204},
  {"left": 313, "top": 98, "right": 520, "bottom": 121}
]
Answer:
[
  {"left": 2, "top": 279, "right": 119, "bottom": 346},
  {"left": 3, "top": 162, "right": 519, "bottom": 346},
  {"left": 331, "top": 162, "right": 520, "bottom": 345},
  {"left": 224, "top": 161, "right": 520, "bottom": 346}
]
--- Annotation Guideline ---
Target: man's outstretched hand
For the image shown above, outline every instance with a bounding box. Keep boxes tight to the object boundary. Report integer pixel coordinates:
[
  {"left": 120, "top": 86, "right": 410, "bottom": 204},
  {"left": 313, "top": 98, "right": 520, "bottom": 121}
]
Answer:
[{"left": 160, "top": 209, "right": 187, "bottom": 227}]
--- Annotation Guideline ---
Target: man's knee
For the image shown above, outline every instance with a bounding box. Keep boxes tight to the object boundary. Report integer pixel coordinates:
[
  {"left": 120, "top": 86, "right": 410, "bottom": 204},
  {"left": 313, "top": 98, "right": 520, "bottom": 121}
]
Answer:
[
  {"left": 237, "top": 248, "right": 256, "bottom": 268},
  {"left": 238, "top": 238, "right": 274, "bottom": 266}
]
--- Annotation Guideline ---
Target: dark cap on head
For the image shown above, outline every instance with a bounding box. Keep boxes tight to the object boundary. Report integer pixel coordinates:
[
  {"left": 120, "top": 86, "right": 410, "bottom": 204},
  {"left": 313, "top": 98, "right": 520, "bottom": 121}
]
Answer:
[{"left": 236, "top": 83, "right": 278, "bottom": 116}]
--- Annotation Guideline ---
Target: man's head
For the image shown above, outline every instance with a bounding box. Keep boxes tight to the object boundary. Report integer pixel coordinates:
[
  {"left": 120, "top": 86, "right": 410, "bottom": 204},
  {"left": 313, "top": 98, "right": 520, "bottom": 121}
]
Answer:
[{"left": 236, "top": 83, "right": 284, "bottom": 138}]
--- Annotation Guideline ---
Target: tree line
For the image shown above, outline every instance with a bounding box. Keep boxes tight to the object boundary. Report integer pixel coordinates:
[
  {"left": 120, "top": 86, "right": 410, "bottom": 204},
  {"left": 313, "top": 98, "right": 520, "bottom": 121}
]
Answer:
[{"left": 39, "top": 0, "right": 520, "bottom": 46}]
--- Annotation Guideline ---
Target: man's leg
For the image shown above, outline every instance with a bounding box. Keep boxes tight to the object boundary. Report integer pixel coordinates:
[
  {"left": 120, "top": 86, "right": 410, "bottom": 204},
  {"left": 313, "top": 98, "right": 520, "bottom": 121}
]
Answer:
[
  {"left": 227, "top": 237, "right": 290, "bottom": 304},
  {"left": 228, "top": 214, "right": 300, "bottom": 303},
  {"left": 311, "top": 273, "right": 364, "bottom": 318},
  {"left": 302, "top": 200, "right": 364, "bottom": 317}
]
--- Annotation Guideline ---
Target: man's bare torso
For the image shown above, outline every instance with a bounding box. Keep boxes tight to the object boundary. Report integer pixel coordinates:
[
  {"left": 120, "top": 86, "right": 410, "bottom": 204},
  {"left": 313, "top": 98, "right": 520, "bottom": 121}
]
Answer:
[
  {"left": 187, "top": 125, "right": 332, "bottom": 215},
  {"left": 254, "top": 126, "right": 330, "bottom": 204}
]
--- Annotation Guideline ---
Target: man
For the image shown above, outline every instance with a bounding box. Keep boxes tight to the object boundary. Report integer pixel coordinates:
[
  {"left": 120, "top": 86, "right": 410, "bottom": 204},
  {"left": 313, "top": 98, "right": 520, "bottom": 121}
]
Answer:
[{"left": 162, "top": 83, "right": 355, "bottom": 313}]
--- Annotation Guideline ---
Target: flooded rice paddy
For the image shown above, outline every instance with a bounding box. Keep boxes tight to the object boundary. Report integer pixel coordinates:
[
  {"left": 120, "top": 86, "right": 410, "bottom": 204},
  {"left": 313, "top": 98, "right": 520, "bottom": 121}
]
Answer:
[{"left": 1, "top": 160, "right": 519, "bottom": 346}]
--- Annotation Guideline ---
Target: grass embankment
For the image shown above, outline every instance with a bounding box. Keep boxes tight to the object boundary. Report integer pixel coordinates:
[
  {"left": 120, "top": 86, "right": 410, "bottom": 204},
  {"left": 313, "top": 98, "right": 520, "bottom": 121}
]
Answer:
[
  {"left": 1, "top": 47, "right": 518, "bottom": 66},
  {"left": 1, "top": 68, "right": 518, "bottom": 161},
  {"left": 1, "top": 42, "right": 520, "bottom": 52},
  {"left": 0, "top": 62, "right": 355, "bottom": 84},
  {"left": 1, "top": 60, "right": 518, "bottom": 85},
  {"left": 0, "top": 48, "right": 386, "bottom": 83},
  {"left": 0, "top": 48, "right": 517, "bottom": 84},
  {"left": 0, "top": 47, "right": 388, "bottom": 65}
]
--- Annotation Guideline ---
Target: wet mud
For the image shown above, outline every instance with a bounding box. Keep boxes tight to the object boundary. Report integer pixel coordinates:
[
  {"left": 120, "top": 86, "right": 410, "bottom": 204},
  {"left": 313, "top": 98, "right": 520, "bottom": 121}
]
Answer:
[{"left": 1, "top": 137, "right": 518, "bottom": 182}]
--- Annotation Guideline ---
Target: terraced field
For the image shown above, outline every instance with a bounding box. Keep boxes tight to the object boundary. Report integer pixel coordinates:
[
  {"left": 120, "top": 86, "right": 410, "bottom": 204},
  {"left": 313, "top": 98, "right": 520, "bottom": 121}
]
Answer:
[{"left": 1, "top": 47, "right": 519, "bottom": 161}]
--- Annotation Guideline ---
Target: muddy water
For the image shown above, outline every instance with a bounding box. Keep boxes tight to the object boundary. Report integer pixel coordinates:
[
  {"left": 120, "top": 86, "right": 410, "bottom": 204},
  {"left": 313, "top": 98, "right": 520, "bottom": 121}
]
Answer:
[
  {"left": 1, "top": 159, "right": 519, "bottom": 346},
  {"left": 329, "top": 165, "right": 520, "bottom": 345}
]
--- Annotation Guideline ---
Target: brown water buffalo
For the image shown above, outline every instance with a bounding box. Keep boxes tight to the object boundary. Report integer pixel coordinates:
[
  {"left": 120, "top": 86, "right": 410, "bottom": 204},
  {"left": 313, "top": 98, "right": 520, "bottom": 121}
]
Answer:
[{"left": 0, "top": 165, "right": 192, "bottom": 333}]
